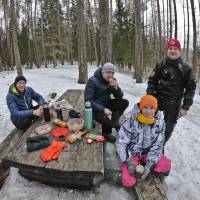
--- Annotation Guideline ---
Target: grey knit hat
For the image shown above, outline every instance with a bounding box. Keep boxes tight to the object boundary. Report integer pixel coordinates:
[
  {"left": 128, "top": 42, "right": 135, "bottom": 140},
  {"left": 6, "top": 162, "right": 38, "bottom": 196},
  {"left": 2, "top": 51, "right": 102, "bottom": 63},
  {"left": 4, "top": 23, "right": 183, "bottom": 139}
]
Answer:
[{"left": 102, "top": 63, "right": 115, "bottom": 73}]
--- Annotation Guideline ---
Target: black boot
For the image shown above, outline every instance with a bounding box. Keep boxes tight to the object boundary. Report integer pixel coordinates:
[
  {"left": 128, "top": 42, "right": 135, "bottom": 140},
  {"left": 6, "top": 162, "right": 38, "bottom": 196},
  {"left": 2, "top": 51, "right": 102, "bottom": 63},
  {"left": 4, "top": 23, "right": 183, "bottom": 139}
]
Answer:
[
  {"left": 111, "top": 111, "right": 123, "bottom": 131},
  {"left": 103, "top": 133, "right": 116, "bottom": 143}
]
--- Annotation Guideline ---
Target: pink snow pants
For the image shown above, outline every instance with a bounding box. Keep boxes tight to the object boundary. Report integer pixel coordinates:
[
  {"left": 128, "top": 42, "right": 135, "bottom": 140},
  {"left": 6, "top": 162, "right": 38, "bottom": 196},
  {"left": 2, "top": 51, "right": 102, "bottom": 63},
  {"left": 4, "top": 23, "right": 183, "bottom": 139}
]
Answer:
[{"left": 121, "top": 155, "right": 171, "bottom": 187}]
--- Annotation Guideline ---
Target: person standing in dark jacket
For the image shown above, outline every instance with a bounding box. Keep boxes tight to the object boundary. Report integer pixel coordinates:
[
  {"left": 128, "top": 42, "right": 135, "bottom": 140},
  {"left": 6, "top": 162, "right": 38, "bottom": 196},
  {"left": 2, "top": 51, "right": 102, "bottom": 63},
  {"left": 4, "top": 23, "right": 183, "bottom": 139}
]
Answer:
[
  {"left": 147, "top": 39, "right": 196, "bottom": 144},
  {"left": 84, "top": 63, "right": 129, "bottom": 143},
  {"left": 7, "top": 75, "right": 45, "bottom": 130}
]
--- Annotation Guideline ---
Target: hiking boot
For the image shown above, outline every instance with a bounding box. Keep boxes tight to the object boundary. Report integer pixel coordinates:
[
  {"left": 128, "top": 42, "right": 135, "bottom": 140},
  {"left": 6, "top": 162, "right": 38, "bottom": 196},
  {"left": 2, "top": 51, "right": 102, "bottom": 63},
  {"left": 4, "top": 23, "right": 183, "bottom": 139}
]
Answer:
[
  {"left": 103, "top": 134, "right": 116, "bottom": 143},
  {"left": 112, "top": 111, "right": 123, "bottom": 130},
  {"left": 114, "top": 172, "right": 122, "bottom": 185}
]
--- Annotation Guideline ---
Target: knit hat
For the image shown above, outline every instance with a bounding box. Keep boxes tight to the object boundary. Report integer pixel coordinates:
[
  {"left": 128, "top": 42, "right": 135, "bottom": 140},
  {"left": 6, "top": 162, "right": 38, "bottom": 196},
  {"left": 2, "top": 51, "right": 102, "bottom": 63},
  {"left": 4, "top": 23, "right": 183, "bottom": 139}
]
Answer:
[
  {"left": 102, "top": 63, "right": 115, "bottom": 73},
  {"left": 14, "top": 75, "right": 27, "bottom": 85},
  {"left": 166, "top": 39, "right": 181, "bottom": 49},
  {"left": 139, "top": 95, "right": 158, "bottom": 111}
]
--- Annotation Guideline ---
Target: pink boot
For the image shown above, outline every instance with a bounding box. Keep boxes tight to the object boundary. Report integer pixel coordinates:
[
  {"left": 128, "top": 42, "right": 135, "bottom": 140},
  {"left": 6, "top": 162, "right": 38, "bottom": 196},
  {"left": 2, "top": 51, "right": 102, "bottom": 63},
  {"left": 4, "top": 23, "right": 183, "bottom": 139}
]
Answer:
[
  {"left": 153, "top": 155, "right": 171, "bottom": 174},
  {"left": 121, "top": 162, "right": 137, "bottom": 187}
]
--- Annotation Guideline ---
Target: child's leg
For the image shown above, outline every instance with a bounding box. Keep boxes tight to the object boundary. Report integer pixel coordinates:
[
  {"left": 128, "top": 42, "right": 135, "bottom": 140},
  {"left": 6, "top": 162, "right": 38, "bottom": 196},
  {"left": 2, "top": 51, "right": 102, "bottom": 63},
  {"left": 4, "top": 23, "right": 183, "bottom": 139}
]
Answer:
[
  {"left": 153, "top": 155, "right": 171, "bottom": 175},
  {"left": 121, "top": 162, "right": 137, "bottom": 187}
]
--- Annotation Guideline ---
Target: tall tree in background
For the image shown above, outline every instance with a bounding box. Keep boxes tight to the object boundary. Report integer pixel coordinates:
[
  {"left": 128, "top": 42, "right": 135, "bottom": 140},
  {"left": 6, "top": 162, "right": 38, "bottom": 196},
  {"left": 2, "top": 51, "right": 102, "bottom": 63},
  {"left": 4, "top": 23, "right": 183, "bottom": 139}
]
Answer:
[
  {"left": 77, "top": 0, "right": 88, "bottom": 83},
  {"left": 134, "top": 0, "right": 143, "bottom": 83},
  {"left": 40, "top": 0, "right": 47, "bottom": 67},
  {"left": 87, "top": 0, "right": 98, "bottom": 65},
  {"left": 99, "top": 0, "right": 111, "bottom": 65},
  {"left": 186, "top": 0, "right": 190, "bottom": 62},
  {"left": 10, "top": 0, "right": 22, "bottom": 75},
  {"left": 190, "top": 0, "right": 197, "bottom": 75},
  {"left": 156, "top": 0, "right": 162, "bottom": 60},
  {"left": 169, "top": 0, "right": 172, "bottom": 38},
  {"left": 183, "top": 0, "right": 186, "bottom": 59},
  {"left": 3, "top": 0, "right": 14, "bottom": 70},
  {"left": 173, "top": 0, "right": 177, "bottom": 38}
]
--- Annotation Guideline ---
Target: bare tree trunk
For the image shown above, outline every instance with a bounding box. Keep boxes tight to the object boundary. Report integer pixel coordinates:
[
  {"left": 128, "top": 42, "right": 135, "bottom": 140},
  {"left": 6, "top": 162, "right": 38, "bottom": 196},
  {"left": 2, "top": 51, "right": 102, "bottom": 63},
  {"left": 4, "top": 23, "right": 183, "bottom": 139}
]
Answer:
[
  {"left": 169, "top": 0, "right": 172, "bottom": 38},
  {"left": 162, "top": 0, "right": 166, "bottom": 56},
  {"left": 134, "top": 0, "right": 144, "bottom": 83},
  {"left": 183, "top": 0, "right": 186, "bottom": 59},
  {"left": 99, "top": 0, "right": 111, "bottom": 65},
  {"left": 57, "top": 0, "right": 64, "bottom": 65},
  {"left": 40, "top": 0, "right": 47, "bottom": 68},
  {"left": 186, "top": 0, "right": 190, "bottom": 62},
  {"left": 66, "top": 0, "right": 73, "bottom": 65},
  {"left": 190, "top": 0, "right": 197, "bottom": 75},
  {"left": 77, "top": 0, "right": 88, "bottom": 84},
  {"left": 33, "top": 0, "right": 40, "bottom": 68},
  {"left": 3, "top": 0, "right": 13, "bottom": 70},
  {"left": 27, "top": 0, "right": 33, "bottom": 69},
  {"left": 151, "top": 0, "right": 156, "bottom": 66},
  {"left": 87, "top": 0, "right": 98, "bottom": 65},
  {"left": 10, "top": 0, "right": 22, "bottom": 75},
  {"left": 166, "top": 0, "right": 169, "bottom": 40},
  {"left": 156, "top": 0, "right": 162, "bottom": 60},
  {"left": 87, "top": 22, "right": 93, "bottom": 65},
  {"left": 109, "top": 0, "right": 113, "bottom": 60},
  {"left": 173, "top": 0, "right": 177, "bottom": 38}
]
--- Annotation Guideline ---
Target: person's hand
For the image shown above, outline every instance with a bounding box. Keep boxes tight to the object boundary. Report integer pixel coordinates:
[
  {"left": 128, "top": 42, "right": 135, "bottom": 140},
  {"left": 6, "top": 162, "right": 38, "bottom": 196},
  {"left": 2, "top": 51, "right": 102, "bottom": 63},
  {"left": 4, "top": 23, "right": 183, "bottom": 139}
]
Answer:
[
  {"left": 178, "top": 108, "right": 188, "bottom": 119},
  {"left": 104, "top": 108, "right": 112, "bottom": 116},
  {"left": 109, "top": 78, "right": 118, "bottom": 90},
  {"left": 39, "top": 106, "right": 43, "bottom": 115},
  {"left": 33, "top": 108, "right": 43, "bottom": 117},
  {"left": 139, "top": 165, "right": 150, "bottom": 180},
  {"left": 126, "top": 159, "right": 137, "bottom": 176}
]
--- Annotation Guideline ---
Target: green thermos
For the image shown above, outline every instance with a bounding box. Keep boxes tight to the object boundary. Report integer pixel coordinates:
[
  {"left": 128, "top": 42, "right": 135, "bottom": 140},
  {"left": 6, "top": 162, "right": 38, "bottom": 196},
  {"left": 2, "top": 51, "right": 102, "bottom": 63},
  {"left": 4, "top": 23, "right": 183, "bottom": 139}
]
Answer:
[{"left": 84, "top": 101, "right": 93, "bottom": 132}]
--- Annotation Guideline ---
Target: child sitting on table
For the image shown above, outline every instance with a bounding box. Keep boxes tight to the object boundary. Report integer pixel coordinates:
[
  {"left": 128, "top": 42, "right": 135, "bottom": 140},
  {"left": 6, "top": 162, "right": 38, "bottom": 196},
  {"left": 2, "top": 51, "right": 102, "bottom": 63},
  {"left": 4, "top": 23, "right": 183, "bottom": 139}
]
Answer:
[{"left": 116, "top": 95, "right": 171, "bottom": 187}]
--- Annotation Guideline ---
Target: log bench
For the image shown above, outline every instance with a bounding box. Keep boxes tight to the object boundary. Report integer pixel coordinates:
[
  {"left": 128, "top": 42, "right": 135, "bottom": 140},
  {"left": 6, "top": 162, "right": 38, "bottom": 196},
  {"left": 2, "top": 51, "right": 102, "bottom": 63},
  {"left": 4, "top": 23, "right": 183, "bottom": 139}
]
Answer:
[{"left": 0, "top": 128, "right": 25, "bottom": 188}]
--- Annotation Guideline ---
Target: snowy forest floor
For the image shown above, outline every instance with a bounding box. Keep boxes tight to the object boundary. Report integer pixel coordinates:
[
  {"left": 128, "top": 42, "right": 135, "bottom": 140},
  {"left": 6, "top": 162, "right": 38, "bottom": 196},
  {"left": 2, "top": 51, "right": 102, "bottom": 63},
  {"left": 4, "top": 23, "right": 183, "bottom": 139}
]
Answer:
[{"left": 0, "top": 64, "right": 199, "bottom": 200}]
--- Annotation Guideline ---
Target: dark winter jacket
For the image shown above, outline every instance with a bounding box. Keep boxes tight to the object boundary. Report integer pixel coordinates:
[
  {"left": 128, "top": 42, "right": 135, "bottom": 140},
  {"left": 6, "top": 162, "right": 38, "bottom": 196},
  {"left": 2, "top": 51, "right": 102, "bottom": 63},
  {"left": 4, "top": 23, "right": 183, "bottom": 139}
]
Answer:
[
  {"left": 6, "top": 84, "right": 45, "bottom": 124},
  {"left": 84, "top": 67, "right": 123, "bottom": 112},
  {"left": 147, "top": 57, "right": 196, "bottom": 110},
  {"left": 116, "top": 104, "right": 165, "bottom": 168}
]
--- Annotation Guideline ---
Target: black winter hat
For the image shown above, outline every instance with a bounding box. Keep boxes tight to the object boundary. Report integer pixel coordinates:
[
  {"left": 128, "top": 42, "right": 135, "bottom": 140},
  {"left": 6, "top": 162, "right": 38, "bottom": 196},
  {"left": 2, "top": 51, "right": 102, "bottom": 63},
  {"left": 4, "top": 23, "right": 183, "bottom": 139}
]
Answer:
[{"left": 14, "top": 75, "right": 27, "bottom": 85}]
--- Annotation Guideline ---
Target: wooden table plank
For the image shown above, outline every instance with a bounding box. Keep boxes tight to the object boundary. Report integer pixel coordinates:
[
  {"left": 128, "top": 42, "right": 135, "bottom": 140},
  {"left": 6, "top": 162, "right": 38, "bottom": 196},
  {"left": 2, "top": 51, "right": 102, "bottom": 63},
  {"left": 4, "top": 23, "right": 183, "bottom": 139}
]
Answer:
[{"left": 45, "top": 90, "right": 82, "bottom": 171}]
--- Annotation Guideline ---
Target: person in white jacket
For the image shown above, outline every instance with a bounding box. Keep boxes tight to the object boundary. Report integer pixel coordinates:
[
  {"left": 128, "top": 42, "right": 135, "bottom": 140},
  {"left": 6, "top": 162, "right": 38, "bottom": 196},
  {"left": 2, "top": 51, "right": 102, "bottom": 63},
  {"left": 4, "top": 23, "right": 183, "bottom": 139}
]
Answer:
[{"left": 116, "top": 95, "right": 171, "bottom": 187}]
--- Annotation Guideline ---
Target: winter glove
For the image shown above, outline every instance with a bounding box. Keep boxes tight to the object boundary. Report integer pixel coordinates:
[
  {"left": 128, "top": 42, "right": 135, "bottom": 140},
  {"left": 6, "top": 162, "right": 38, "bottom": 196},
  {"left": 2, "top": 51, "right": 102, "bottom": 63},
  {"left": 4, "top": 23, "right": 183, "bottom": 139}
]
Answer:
[
  {"left": 140, "top": 165, "right": 151, "bottom": 180},
  {"left": 126, "top": 158, "right": 137, "bottom": 176},
  {"left": 40, "top": 141, "right": 65, "bottom": 162}
]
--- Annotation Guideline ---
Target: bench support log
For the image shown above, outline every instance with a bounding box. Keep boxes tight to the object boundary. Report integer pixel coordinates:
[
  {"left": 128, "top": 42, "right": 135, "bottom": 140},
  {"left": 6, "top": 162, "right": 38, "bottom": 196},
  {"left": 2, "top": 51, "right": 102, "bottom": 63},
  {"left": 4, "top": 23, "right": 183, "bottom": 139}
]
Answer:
[{"left": 0, "top": 128, "right": 25, "bottom": 188}]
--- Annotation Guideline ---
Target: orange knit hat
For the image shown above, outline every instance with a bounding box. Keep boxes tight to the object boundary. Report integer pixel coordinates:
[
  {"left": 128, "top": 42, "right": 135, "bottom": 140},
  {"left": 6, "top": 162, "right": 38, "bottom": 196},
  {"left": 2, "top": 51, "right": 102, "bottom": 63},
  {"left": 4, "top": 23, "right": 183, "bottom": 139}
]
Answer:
[{"left": 139, "top": 95, "right": 158, "bottom": 110}]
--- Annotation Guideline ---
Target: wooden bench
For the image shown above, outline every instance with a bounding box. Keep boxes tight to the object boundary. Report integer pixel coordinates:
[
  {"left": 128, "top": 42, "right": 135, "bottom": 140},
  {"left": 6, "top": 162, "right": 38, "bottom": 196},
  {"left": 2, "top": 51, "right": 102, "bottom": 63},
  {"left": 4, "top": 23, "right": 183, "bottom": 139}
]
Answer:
[
  {"left": 0, "top": 128, "right": 25, "bottom": 188},
  {"left": 3, "top": 90, "right": 104, "bottom": 189}
]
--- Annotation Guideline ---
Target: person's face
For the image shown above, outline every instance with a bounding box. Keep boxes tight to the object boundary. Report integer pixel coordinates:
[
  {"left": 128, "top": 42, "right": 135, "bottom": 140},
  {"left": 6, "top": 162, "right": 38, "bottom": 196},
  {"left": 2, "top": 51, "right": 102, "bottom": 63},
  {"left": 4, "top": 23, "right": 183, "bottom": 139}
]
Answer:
[
  {"left": 167, "top": 46, "right": 181, "bottom": 60},
  {"left": 16, "top": 80, "right": 26, "bottom": 93},
  {"left": 102, "top": 71, "right": 114, "bottom": 82},
  {"left": 141, "top": 105, "right": 156, "bottom": 118}
]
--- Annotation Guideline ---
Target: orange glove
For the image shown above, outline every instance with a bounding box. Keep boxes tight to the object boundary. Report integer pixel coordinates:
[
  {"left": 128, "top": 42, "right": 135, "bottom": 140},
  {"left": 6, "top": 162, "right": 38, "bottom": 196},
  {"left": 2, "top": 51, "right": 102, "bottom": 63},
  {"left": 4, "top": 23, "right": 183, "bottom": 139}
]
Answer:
[{"left": 40, "top": 141, "right": 66, "bottom": 162}]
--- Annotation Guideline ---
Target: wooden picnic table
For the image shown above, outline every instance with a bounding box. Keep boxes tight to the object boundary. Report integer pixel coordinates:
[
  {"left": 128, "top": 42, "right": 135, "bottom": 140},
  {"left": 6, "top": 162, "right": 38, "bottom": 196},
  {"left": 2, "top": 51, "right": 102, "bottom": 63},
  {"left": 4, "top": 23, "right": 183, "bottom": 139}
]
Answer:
[
  {"left": 1, "top": 89, "right": 168, "bottom": 199},
  {"left": 3, "top": 90, "right": 104, "bottom": 189}
]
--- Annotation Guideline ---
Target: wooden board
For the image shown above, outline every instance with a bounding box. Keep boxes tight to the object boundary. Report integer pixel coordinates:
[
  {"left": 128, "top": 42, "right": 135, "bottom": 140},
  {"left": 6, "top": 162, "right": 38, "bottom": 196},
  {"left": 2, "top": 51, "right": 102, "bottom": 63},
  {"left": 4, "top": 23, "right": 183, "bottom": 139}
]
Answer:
[
  {"left": 0, "top": 128, "right": 25, "bottom": 188},
  {"left": 135, "top": 174, "right": 168, "bottom": 200},
  {"left": 3, "top": 90, "right": 104, "bottom": 188}
]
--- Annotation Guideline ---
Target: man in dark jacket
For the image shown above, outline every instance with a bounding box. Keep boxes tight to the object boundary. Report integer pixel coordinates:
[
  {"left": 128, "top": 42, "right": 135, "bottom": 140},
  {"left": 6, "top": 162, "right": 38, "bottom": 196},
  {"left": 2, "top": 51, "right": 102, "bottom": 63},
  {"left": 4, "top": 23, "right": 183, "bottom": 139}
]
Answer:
[
  {"left": 85, "top": 63, "right": 129, "bottom": 143},
  {"left": 7, "top": 75, "right": 45, "bottom": 130},
  {"left": 147, "top": 39, "right": 196, "bottom": 144}
]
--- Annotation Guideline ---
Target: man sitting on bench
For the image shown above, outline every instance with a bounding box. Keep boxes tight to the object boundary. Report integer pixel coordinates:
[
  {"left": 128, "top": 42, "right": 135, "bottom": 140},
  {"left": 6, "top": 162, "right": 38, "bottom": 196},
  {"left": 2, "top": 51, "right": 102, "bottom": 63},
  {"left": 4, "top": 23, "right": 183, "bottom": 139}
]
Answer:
[
  {"left": 6, "top": 75, "right": 45, "bottom": 130},
  {"left": 84, "top": 63, "right": 129, "bottom": 143}
]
